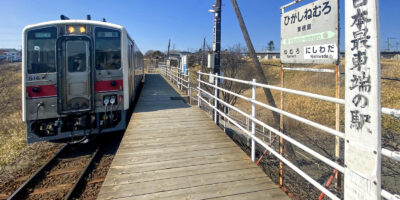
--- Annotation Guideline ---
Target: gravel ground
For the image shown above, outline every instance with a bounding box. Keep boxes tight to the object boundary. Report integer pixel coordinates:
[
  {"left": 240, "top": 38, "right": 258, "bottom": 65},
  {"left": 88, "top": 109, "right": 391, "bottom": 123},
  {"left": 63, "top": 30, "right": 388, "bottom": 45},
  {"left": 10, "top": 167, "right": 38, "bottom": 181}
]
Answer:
[
  {"left": 0, "top": 133, "right": 122, "bottom": 200},
  {"left": 0, "top": 141, "right": 62, "bottom": 199}
]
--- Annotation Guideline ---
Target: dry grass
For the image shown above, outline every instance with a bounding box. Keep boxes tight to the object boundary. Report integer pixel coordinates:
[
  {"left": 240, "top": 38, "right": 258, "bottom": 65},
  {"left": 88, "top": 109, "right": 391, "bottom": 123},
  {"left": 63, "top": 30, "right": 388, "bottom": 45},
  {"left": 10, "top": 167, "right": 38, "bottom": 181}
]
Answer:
[{"left": 0, "top": 62, "right": 26, "bottom": 169}]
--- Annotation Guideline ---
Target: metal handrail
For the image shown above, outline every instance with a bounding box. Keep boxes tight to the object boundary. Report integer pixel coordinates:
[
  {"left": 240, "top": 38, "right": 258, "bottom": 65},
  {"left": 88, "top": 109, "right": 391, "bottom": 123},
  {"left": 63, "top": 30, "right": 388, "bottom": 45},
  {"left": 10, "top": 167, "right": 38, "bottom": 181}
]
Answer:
[
  {"left": 197, "top": 94, "right": 341, "bottom": 200},
  {"left": 199, "top": 79, "right": 345, "bottom": 139},
  {"left": 197, "top": 71, "right": 400, "bottom": 200},
  {"left": 198, "top": 72, "right": 400, "bottom": 163},
  {"left": 197, "top": 86, "right": 345, "bottom": 173},
  {"left": 198, "top": 71, "right": 400, "bottom": 119},
  {"left": 198, "top": 71, "right": 345, "bottom": 104},
  {"left": 159, "top": 66, "right": 192, "bottom": 103}
]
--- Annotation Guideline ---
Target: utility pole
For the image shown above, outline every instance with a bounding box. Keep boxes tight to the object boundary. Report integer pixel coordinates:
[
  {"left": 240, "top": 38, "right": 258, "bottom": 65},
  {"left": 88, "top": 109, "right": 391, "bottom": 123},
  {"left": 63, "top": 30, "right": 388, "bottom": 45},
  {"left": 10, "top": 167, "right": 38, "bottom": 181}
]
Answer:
[
  {"left": 167, "top": 39, "right": 171, "bottom": 59},
  {"left": 386, "top": 37, "right": 396, "bottom": 51},
  {"left": 210, "top": 0, "right": 221, "bottom": 125},
  {"left": 202, "top": 37, "right": 206, "bottom": 68},
  {"left": 230, "top": 0, "right": 299, "bottom": 168},
  {"left": 230, "top": 0, "right": 280, "bottom": 125}
]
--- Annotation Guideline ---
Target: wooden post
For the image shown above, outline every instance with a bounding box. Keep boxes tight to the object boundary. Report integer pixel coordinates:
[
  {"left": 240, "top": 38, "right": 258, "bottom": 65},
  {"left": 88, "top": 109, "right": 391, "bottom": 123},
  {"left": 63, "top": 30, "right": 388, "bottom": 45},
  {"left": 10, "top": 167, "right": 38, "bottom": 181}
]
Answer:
[{"left": 344, "top": 0, "right": 381, "bottom": 199}]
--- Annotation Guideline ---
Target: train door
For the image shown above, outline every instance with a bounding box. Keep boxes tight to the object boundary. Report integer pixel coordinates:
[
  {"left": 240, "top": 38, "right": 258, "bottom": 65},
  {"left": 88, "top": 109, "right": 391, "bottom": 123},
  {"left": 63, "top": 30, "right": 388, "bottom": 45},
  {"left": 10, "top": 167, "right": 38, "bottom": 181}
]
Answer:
[{"left": 57, "top": 37, "right": 93, "bottom": 114}]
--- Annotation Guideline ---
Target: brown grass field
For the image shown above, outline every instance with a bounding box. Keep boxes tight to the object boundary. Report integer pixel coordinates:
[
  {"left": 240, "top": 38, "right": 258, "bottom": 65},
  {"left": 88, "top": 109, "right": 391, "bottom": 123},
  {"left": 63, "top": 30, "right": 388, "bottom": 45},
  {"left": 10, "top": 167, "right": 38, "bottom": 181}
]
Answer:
[{"left": 0, "top": 62, "right": 25, "bottom": 169}]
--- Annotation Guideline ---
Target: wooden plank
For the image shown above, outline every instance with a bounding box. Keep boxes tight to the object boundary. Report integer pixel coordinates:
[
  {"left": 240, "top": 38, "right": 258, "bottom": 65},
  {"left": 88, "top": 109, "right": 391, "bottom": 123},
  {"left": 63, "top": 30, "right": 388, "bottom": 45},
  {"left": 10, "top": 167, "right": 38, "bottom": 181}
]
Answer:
[
  {"left": 209, "top": 188, "right": 288, "bottom": 200},
  {"left": 103, "top": 160, "right": 260, "bottom": 186},
  {"left": 118, "top": 139, "right": 234, "bottom": 152},
  {"left": 98, "top": 177, "right": 284, "bottom": 200},
  {"left": 109, "top": 153, "right": 250, "bottom": 173},
  {"left": 121, "top": 129, "right": 223, "bottom": 140},
  {"left": 112, "top": 143, "right": 245, "bottom": 158},
  {"left": 97, "top": 74, "right": 288, "bottom": 200},
  {"left": 98, "top": 170, "right": 269, "bottom": 199},
  {"left": 119, "top": 134, "right": 228, "bottom": 147},
  {"left": 110, "top": 146, "right": 244, "bottom": 166}
]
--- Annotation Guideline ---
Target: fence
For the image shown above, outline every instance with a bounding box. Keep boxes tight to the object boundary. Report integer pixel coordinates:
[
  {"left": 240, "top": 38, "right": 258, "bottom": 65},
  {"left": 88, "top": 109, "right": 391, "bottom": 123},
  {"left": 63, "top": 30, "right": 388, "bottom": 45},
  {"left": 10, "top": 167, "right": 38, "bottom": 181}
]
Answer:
[
  {"left": 159, "top": 65, "right": 198, "bottom": 105},
  {"left": 146, "top": 65, "right": 158, "bottom": 74},
  {"left": 195, "top": 71, "right": 400, "bottom": 200},
  {"left": 157, "top": 66, "right": 399, "bottom": 199}
]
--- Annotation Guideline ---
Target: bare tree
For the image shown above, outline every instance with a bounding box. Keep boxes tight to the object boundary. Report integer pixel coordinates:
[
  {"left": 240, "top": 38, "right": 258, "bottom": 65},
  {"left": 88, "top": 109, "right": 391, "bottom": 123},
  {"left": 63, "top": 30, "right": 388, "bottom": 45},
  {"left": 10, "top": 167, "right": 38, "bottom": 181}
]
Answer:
[
  {"left": 267, "top": 40, "right": 275, "bottom": 51},
  {"left": 220, "top": 44, "right": 252, "bottom": 107}
]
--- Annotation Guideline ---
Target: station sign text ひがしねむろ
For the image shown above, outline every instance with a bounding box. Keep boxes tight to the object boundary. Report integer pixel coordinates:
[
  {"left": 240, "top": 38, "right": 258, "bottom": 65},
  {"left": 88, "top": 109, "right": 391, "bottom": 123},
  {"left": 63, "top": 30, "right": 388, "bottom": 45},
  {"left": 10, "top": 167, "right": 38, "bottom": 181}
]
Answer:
[{"left": 280, "top": 0, "right": 339, "bottom": 64}]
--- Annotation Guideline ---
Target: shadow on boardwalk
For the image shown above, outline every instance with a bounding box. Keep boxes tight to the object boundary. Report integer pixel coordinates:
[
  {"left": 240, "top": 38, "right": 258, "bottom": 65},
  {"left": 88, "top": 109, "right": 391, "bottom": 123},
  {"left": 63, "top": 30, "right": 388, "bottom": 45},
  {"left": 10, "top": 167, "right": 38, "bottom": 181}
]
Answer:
[{"left": 134, "top": 74, "right": 190, "bottom": 113}]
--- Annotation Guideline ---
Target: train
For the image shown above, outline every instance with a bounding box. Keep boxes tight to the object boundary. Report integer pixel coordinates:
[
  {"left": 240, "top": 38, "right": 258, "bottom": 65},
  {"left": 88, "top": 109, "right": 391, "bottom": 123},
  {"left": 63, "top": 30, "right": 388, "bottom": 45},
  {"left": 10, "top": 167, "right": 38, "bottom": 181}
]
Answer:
[{"left": 22, "top": 16, "right": 144, "bottom": 143}]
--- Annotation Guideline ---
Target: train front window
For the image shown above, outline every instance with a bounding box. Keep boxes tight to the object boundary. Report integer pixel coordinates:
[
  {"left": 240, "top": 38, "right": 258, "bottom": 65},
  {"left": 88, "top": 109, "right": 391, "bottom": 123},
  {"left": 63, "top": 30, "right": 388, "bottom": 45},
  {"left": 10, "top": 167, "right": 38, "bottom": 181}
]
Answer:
[
  {"left": 95, "top": 27, "right": 121, "bottom": 70},
  {"left": 66, "top": 41, "right": 88, "bottom": 72},
  {"left": 27, "top": 27, "right": 57, "bottom": 74}
]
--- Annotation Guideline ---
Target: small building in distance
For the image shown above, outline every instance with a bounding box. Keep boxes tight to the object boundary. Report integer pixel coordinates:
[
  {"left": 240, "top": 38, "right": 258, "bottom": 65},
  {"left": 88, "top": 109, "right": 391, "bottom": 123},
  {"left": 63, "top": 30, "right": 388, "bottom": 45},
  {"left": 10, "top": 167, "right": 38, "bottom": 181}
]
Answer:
[
  {"left": 0, "top": 48, "right": 22, "bottom": 62},
  {"left": 381, "top": 51, "right": 400, "bottom": 60},
  {"left": 255, "top": 51, "right": 280, "bottom": 61}
]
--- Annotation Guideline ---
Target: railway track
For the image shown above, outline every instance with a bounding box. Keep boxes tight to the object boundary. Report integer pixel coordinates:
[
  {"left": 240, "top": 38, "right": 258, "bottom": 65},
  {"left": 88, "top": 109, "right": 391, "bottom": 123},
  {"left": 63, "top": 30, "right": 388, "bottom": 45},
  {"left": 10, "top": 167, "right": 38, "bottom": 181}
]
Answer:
[{"left": 6, "top": 141, "right": 101, "bottom": 200}]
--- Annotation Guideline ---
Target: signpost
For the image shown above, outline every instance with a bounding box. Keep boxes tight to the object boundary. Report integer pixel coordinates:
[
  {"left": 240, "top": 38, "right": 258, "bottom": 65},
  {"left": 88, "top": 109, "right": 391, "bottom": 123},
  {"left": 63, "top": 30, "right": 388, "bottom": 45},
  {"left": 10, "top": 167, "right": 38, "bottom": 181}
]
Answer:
[
  {"left": 280, "top": 0, "right": 339, "bottom": 64},
  {"left": 344, "top": 0, "right": 381, "bottom": 199},
  {"left": 181, "top": 55, "right": 187, "bottom": 75}
]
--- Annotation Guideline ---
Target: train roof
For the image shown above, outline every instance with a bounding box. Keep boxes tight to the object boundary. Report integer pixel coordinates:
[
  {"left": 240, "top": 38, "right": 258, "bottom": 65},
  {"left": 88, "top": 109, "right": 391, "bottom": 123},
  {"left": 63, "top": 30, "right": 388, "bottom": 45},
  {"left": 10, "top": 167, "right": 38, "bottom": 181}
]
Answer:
[{"left": 23, "top": 20, "right": 125, "bottom": 33}]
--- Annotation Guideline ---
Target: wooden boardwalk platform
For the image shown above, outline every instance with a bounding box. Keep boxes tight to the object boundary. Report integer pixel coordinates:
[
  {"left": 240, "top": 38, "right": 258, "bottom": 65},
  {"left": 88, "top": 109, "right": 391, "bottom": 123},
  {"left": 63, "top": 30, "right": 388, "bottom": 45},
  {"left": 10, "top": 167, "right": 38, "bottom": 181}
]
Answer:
[{"left": 97, "top": 74, "right": 289, "bottom": 200}]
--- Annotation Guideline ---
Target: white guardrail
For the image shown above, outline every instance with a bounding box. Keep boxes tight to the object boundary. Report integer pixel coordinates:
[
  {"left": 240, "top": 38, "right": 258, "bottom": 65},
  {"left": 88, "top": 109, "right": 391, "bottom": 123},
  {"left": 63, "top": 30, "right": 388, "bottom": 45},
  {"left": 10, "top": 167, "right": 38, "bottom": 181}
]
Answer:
[
  {"left": 146, "top": 65, "right": 158, "bottom": 74},
  {"left": 194, "top": 71, "right": 400, "bottom": 200},
  {"left": 158, "top": 66, "right": 399, "bottom": 200},
  {"left": 159, "top": 66, "right": 196, "bottom": 104}
]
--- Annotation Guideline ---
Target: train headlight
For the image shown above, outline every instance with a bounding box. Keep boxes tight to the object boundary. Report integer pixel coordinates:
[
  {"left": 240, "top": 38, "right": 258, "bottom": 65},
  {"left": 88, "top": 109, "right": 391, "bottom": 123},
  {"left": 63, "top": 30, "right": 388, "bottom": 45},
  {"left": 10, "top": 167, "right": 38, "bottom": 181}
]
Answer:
[
  {"left": 67, "top": 26, "right": 75, "bottom": 33},
  {"left": 79, "top": 26, "right": 86, "bottom": 33},
  {"left": 104, "top": 97, "right": 110, "bottom": 105},
  {"left": 110, "top": 96, "right": 116, "bottom": 105}
]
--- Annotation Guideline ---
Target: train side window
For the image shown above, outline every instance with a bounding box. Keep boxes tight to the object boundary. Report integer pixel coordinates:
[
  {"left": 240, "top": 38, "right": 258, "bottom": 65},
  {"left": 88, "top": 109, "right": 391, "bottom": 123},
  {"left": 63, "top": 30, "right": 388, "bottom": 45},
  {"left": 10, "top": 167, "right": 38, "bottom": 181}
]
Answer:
[
  {"left": 95, "top": 27, "right": 121, "bottom": 70},
  {"left": 27, "top": 27, "right": 57, "bottom": 74}
]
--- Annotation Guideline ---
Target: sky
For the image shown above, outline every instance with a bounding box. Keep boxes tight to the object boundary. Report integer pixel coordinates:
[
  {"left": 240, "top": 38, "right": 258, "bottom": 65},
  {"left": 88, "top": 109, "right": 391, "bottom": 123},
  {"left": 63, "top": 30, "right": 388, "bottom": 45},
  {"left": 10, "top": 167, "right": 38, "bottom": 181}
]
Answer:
[{"left": 0, "top": 0, "right": 399, "bottom": 53}]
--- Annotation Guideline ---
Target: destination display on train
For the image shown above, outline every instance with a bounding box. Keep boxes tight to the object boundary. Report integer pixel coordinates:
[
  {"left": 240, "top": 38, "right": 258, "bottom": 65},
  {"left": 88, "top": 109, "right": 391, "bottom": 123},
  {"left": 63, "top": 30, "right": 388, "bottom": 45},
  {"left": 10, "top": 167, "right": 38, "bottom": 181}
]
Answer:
[{"left": 280, "top": 0, "right": 338, "bottom": 64}]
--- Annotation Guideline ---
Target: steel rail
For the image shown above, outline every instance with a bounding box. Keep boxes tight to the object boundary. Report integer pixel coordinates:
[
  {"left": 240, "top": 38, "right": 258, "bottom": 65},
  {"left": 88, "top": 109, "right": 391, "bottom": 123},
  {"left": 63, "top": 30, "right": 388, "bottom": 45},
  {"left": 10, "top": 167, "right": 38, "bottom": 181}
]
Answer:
[
  {"left": 64, "top": 146, "right": 100, "bottom": 200},
  {"left": 7, "top": 144, "right": 69, "bottom": 200},
  {"left": 198, "top": 95, "right": 340, "bottom": 200}
]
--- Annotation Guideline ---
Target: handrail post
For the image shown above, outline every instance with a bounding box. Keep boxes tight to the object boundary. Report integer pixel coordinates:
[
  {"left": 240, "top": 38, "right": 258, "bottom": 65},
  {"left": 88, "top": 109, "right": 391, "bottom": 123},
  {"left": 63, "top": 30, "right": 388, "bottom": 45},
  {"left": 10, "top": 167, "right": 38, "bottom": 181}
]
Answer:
[
  {"left": 251, "top": 79, "right": 256, "bottom": 162},
  {"left": 279, "top": 63, "right": 284, "bottom": 187},
  {"left": 177, "top": 67, "right": 180, "bottom": 89},
  {"left": 177, "top": 68, "right": 179, "bottom": 88},
  {"left": 188, "top": 69, "right": 191, "bottom": 104},
  {"left": 197, "top": 71, "right": 201, "bottom": 107},
  {"left": 214, "top": 73, "right": 218, "bottom": 124},
  {"left": 180, "top": 68, "right": 183, "bottom": 91}
]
